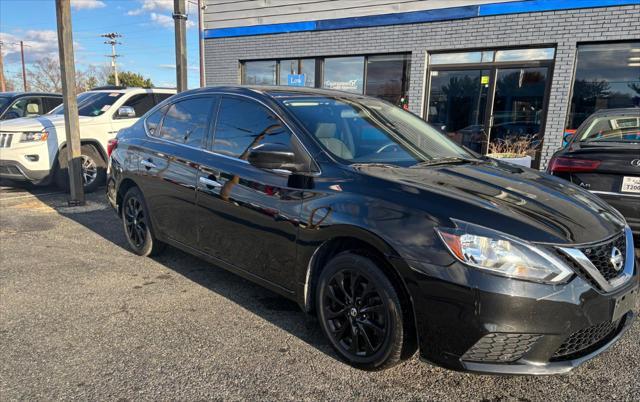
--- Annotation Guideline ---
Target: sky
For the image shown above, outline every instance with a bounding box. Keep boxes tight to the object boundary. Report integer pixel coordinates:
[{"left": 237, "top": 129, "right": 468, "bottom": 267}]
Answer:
[{"left": 0, "top": 0, "right": 201, "bottom": 89}]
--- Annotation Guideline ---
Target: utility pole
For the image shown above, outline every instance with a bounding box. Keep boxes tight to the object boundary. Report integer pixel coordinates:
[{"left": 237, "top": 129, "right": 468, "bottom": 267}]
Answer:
[
  {"left": 20, "top": 41, "right": 28, "bottom": 91},
  {"left": 198, "top": 0, "right": 206, "bottom": 88},
  {"left": 0, "top": 41, "right": 6, "bottom": 92},
  {"left": 56, "top": 0, "right": 85, "bottom": 205},
  {"left": 173, "top": 0, "right": 187, "bottom": 92},
  {"left": 101, "top": 32, "right": 122, "bottom": 86}
]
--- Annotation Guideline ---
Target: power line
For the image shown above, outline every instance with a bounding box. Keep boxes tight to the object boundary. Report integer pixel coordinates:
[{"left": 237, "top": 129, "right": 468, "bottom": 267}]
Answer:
[{"left": 100, "top": 32, "right": 122, "bottom": 86}]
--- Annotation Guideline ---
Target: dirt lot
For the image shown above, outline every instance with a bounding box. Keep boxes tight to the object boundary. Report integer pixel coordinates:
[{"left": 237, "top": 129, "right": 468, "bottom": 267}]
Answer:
[{"left": 1, "top": 183, "right": 639, "bottom": 401}]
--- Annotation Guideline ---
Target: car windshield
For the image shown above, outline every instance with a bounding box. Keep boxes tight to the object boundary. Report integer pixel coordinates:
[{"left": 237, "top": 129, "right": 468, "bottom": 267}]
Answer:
[
  {"left": 579, "top": 114, "right": 640, "bottom": 143},
  {"left": 52, "top": 91, "right": 124, "bottom": 117},
  {"left": 281, "top": 95, "right": 474, "bottom": 167}
]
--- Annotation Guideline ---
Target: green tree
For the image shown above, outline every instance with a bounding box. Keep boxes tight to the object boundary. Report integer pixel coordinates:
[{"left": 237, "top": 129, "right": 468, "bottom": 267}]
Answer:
[{"left": 107, "top": 71, "right": 153, "bottom": 88}]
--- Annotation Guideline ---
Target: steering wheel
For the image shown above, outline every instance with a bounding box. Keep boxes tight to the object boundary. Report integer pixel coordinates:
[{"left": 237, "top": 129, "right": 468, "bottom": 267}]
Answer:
[{"left": 375, "top": 143, "right": 400, "bottom": 154}]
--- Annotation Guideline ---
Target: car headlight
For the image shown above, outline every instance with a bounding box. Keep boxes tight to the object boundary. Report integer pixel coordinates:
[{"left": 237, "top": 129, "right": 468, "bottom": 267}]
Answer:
[
  {"left": 20, "top": 130, "right": 49, "bottom": 142},
  {"left": 436, "top": 220, "right": 573, "bottom": 284}
]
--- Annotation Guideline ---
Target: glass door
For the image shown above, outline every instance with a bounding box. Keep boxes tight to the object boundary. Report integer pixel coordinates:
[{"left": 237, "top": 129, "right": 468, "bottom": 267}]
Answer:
[
  {"left": 487, "top": 67, "right": 550, "bottom": 154},
  {"left": 427, "top": 69, "right": 491, "bottom": 153}
]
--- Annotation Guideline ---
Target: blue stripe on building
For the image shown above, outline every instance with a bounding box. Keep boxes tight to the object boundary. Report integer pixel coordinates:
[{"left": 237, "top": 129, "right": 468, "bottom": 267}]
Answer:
[{"left": 204, "top": 0, "right": 640, "bottom": 39}]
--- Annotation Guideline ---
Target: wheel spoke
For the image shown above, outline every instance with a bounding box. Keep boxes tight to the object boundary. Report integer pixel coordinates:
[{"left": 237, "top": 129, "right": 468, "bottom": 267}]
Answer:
[
  {"left": 332, "top": 322, "right": 349, "bottom": 341},
  {"left": 325, "top": 307, "right": 347, "bottom": 319},
  {"left": 359, "top": 303, "right": 384, "bottom": 315},
  {"left": 360, "top": 319, "right": 385, "bottom": 337},
  {"left": 350, "top": 326, "right": 360, "bottom": 354},
  {"left": 326, "top": 285, "right": 345, "bottom": 308},
  {"left": 357, "top": 322, "right": 376, "bottom": 353}
]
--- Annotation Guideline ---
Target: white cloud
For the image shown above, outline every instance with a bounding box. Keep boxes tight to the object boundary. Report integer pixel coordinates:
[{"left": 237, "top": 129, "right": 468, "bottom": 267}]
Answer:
[
  {"left": 159, "top": 63, "right": 199, "bottom": 71},
  {"left": 150, "top": 12, "right": 195, "bottom": 29},
  {"left": 0, "top": 30, "right": 60, "bottom": 64},
  {"left": 127, "top": 0, "right": 173, "bottom": 16},
  {"left": 71, "top": 0, "right": 106, "bottom": 10}
]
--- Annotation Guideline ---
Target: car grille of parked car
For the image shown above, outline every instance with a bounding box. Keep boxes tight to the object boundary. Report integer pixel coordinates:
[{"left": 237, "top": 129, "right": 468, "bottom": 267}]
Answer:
[
  {"left": 0, "top": 132, "right": 14, "bottom": 148},
  {"left": 551, "top": 318, "right": 623, "bottom": 361},
  {"left": 555, "top": 232, "right": 627, "bottom": 291},
  {"left": 461, "top": 333, "right": 543, "bottom": 363}
]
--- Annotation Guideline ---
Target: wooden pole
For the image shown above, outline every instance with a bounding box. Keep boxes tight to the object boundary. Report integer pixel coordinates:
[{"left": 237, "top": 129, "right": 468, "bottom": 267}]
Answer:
[
  {"left": 55, "top": 0, "right": 85, "bottom": 205},
  {"left": 173, "top": 0, "right": 187, "bottom": 92},
  {"left": 0, "top": 41, "right": 6, "bottom": 92},
  {"left": 198, "top": 0, "right": 205, "bottom": 88},
  {"left": 20, "top": 41, "right": 28, "bottom": 91}
]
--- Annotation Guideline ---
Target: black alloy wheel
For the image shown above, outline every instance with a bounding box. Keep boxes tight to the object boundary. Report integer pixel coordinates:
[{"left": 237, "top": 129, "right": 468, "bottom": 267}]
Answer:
[
  {"left": 317, "top": 251, "right": 406, "bottom": 370},
  {"left": 121, "top": 187, "right": 164, "bottom": 257}
]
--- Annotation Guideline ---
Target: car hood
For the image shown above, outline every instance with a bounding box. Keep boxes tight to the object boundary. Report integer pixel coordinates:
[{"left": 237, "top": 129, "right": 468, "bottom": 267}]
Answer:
[
  {"left": 0, "top": 114, "right": 94, "bottom": 131},
  {"left": 355, "top": 161, "right": 626, "bottom": 245}
]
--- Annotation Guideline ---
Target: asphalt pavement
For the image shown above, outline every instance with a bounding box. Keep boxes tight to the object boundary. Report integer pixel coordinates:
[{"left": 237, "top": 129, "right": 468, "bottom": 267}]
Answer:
[{"left": 0, "top": 182, "right": 639, "bottom": 401}]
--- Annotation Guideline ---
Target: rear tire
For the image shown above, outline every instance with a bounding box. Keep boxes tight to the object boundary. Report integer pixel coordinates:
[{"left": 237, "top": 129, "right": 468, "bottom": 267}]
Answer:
[
  {"left": 316, "top": 251, "right": 406, "bottom": 370},
  {"left": 121, "top": 186, "right": 165, "bottom": 257},
  {"left": 55, "top": 144, "right": 106, "bottom": 193}
]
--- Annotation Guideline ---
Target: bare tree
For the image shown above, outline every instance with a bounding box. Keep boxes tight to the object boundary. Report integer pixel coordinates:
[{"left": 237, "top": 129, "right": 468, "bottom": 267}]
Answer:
[{"left": 27, "top": 57, "right": 62, "bottom": 93}]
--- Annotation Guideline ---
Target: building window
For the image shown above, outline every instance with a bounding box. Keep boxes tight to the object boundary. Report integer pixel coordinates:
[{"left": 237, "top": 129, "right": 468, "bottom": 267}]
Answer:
[
  {"left": 365, "top": 54, "right": 410, "bottom": 105},
  {"left": 323, "top": 56, "right": 365, "bottom": 94},
  {"left": 567, "top": 42, "right": 640, "bottom": 130},
  {"left": 243, "top": 61, "right": 276, "bottom": 85}
]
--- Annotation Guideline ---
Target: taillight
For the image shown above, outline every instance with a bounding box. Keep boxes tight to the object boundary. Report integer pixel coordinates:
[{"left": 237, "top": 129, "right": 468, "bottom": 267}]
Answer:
[
  {"left": 107, "top": 138, "right": 118, "bottom": 157},
  {"left": 548, "top": 156, "right": 601, "bottom": 173}
]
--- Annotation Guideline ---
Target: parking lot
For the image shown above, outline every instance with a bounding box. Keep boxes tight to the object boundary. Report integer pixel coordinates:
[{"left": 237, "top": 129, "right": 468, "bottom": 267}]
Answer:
[{"left": 0, "top": 183, "right": 639, "bottom": 401}]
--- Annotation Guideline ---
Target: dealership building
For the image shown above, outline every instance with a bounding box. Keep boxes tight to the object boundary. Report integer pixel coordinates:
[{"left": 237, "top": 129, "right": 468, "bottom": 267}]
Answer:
[{"left": 202, "top": 0, "right": 640, "bottom": 168}]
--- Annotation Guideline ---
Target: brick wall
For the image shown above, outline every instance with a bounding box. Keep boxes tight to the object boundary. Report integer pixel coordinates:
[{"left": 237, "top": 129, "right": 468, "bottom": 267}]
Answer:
[{"left": 204, "top": 5, "right": 640, "bottom": 168}]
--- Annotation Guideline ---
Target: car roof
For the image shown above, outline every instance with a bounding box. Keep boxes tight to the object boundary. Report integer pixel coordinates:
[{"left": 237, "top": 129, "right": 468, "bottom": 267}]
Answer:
[
  {"left": 86, "top": 87, "right": 176, "bottom": 95},
  {"left": 0, "top": 91, "right": 62, "bottom": 98},
  {"left": 589, "top": 108, "right": 640, "bottom": 116},
  {"left": 173, "top": 85, "right": 369, "bottom": 101}
]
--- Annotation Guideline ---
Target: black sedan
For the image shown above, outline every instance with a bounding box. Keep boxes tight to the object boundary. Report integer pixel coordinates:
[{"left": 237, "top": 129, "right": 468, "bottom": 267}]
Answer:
[
  {"left": 107, "top": 86, "right": 637, "bottom": 375},
  {"left": 548, "top": 108, "right": 640, "bottom": 239}
]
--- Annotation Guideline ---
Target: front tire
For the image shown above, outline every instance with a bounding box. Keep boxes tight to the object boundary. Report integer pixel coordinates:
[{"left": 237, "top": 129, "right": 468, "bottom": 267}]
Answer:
[
  {"left": 55, "top": 144, "right": 106, "bottom": 193},
  {"left": 121, "top": 187, "right": 164, "bottom": 257},
  {"left": 316, "top": 251, "right": 406, "bottom": 370}
]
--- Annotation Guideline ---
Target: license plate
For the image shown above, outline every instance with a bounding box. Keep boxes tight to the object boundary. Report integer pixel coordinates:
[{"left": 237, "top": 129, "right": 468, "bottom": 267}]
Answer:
[
  {"left": 612, "top": 287, "right": 638, "bottom": 322},
  {"left": 621, "top": 176, "right": 640, "bottom": 193}
]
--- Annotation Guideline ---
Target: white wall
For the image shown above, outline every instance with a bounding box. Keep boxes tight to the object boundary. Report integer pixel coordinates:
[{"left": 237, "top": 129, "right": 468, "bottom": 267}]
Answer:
[{"left": 204, "top": 0, "right": 515, "bottom": 29}]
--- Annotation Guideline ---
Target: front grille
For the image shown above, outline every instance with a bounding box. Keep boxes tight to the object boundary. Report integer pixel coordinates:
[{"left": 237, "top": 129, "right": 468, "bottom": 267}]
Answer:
[
  {"left": 462, "top": 333, "right": 542, "bottom": 363},
  {"left": 551, "top": 319, "right": 622, "bottom": 361},
  {"left": 580, "top": 234, "right": 626, "bottom": 282},
  {"left": 0, "top": 133, "right": 14, "bottom": 148},
  {"left": 0, "top": 165, "right": 22, "bottom": 175}
]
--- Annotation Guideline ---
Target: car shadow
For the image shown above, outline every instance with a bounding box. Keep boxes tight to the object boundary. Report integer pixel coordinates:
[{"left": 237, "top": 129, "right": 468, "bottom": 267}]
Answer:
[{"left": 19, "top": 187, "right": 337, "bottom": 361}]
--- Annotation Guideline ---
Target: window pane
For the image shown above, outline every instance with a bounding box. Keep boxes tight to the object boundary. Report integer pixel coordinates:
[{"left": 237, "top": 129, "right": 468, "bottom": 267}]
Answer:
[
  {"left": 430, "top": 52, "right": 482, "bottom": 65},
  {"left": 580, "top": 115, "right": 640, "bottom": 143},
  {"left": 123, "top": 94, "right": 155, "bottom": 117},
  {"left": 213, "top": 97, "right": 291, "bottom": 158},
  {"left": 159, "top": 98, "right": 213, "bottom": 147},
  {"left": 243, "top": 61, "right": 276, "bottom": 85},
  {"left": 494, "top": 48, "right": 555, "bottom": 62},
  {"left": 365, "top": 54, "right": 410, "bottom": 106},
  {"left": 145, "top": 106, "right": 166, "bottom": 136},
  {"left": 300, "top": 58, "right": 316, "bottom": 87},
  {"left": 568, "top": 42, "right": 640, "bottom": 129},
  {"left": 279, "top": 59, "right": 298, "bottom": 85},
  {"left": 323, "top": 56, "right": 364, "bottom": 93}
]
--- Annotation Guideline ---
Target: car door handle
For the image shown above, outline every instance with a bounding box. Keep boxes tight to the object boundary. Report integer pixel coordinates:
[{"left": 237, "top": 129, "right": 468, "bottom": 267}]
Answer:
[
  {"left": 199, "top": 176, "right": 222, "bottom": 188},
  {"left": 140, "top": 159, "right": 157, "bottom": 169}
]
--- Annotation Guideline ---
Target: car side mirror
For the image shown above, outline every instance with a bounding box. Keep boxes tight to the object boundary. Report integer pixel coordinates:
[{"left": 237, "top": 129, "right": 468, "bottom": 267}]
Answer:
[
  {"left": 563, "top": 132, "right": 575, "bottom": 145},
  {"left": 116, "top": 106, "right": 136, "bottom": 118},
  {"left": 248, "top": 143, "right": 297, "bottom": 171}
]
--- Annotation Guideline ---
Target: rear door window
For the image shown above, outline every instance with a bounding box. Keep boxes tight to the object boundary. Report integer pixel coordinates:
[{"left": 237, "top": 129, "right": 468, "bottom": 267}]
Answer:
[
  {"left": 158, "top": 97, "right": 214, "bottom": 148},
  {"left": 121, "top": 94, "right": 156, "bottom": 118},
  {"left": 43, "top": 97, "right": 63, "bottom": 113}
]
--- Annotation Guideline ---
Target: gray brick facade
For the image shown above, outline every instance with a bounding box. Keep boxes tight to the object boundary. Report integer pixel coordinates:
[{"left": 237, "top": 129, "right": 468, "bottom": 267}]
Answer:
[{"left": 204, "top": 5, "right": 640, "bottom": 168}]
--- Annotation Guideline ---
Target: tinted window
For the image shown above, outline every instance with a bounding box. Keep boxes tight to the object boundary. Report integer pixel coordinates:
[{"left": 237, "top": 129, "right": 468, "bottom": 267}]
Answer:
[
  {"left": 54, "top": 92, "right": 124, "bottom": 117},
  {"left": 43, "top": 97, "right": 63, "bottom": 113},
  {"left": 155, "top": 93, "right": 173, "bottom": 104},
  {"left": 213, "top": 97, "right": 291, "bottom": 159},
  {"left": 145, "top": 105, "right": 166, "bottom": 136},
  {"left": 122, "top": 94, "right": 155, "bottom": 117},
  {"left": 579, "top": 115, "right": 640, "bottom": 143},
  {"left": 568, "top": 42, "right": 640, "bottom": 129},
  {"left": 159, "top": 97, "right": 213, "bottom": 147},
  {"left": 365, "top": 54, "right": 410, "bottom": 106}
]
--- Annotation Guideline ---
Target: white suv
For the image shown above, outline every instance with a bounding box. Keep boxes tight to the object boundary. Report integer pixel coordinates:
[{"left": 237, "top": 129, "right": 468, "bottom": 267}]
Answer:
[{"left": 0, "top": 87, "right": 175, "bottom": 192}]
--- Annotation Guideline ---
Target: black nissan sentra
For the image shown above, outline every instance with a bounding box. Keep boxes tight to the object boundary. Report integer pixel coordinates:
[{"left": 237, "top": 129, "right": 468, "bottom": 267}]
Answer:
[{"left": 107, "top": 86, "right": 638, "bottom": 375}]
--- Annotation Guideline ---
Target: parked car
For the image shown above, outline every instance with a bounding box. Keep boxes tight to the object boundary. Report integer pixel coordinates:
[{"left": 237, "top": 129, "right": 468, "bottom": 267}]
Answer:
[
  {"left": 548, "top": 108, "right": 640, "bottom": 239},
  {"left": 0, "top": 92, "right": 63, "bottom": 120},
  {"left": 107, "top": 86, "right": 637, "bottom": 374},
  {"left": 0, "top": 86, "right": 175, "bottom": 191}
]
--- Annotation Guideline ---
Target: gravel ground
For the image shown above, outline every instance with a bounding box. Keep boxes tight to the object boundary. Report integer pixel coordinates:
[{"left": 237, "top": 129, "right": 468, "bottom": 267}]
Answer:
[{"left": 0, "top": 183, "right": 639, "bottom": 401}]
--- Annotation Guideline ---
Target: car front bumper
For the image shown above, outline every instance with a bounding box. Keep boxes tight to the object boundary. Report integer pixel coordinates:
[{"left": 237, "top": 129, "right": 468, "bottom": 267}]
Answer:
[
  {"left": 393, "top": 234, "right": 639, "bottom": 375},
  {"left": 0, "top": 140, "right": 51, "bottom": 183}
]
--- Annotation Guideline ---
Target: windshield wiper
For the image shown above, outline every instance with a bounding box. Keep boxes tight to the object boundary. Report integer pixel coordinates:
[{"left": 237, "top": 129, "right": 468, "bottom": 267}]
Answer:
[
  {"left": 410, "top": 156, "right": 484, "bottom": 168},
  {"left": 351, "top": 162, "right": 401, "bottom": 169}
]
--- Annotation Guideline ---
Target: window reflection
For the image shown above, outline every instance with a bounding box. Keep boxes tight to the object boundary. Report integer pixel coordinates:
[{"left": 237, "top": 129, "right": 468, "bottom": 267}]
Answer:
[
  {"left": 568, "top": 42, "right": 640, "bottom": 129},
  {"left": 365, "top": 54, "right": 410, "bottom": 105},
  {"left": 323, "top": 56, "right": 365, "bottom": 94},
  {"left": 243, "top": 61, "right": 276, "bottom": 85}
]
